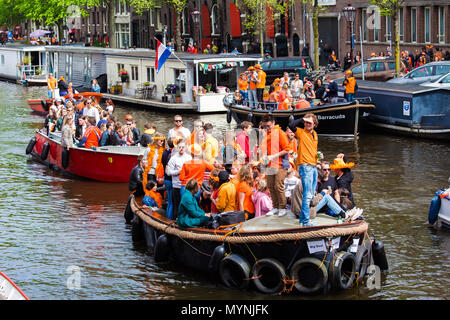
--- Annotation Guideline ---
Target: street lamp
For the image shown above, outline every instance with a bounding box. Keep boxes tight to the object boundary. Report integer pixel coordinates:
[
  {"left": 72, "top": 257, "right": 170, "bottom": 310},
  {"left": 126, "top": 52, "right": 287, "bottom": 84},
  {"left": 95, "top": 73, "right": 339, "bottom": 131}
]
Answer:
[{"left": 342, "top": 3, "right": 356, "bottom": 64}]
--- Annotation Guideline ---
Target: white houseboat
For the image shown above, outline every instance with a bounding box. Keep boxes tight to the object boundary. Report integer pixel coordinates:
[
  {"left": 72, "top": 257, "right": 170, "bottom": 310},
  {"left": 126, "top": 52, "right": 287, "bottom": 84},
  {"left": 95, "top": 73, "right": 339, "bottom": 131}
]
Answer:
[{"left": 105, "top": 50, "right": 261, "bottom": 113}]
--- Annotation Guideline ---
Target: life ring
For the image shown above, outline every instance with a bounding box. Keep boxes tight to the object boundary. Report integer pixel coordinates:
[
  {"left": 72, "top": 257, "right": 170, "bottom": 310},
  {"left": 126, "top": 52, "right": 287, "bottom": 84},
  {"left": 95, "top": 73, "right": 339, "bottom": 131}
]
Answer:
[
  {"left": 25, "top": 137, "right": 36, "bottom": 155},
  {"left": 354, "top": 241, "right": 371, "bottom": 281},
  {"left": 289, "top": 257, "right": 328, "bottom": 294},
  {"left": 429, "top": 189, "right": 445, "bottom": 224},
  {"left": 208, "top": 244, "right": 226, "bottom": 273},
  {"left": 329, "top": 251, "right": 356, "bottom": 290},
  {"left": 123, "top": 195, "right": 134, "bottom": 223},
  {"left": 154, "top": 234, "right": 170, "bottom": 262},
  {"left": 131, "top": 215, "right": 143, "bottom": 242},
  {"left": 41, "top": 99, "right": 49, "bottom": 112},
  {"left": 219, "top": 254, "right": 251, "bottom": 290},
  {"left": 251, "top": 258, "right": 286, "bottom": 294},
  {"left": 61, "top": 148, "right": 69, "bottom": 169},
  {"left": 371, "top": 239, "right": 388, "bottom": 271},
  {"left": 226, "top": 109, "right": 232, "bottom": 123},
  {"left": 41, "top": 142, "right": 50, "bottom": 160}
]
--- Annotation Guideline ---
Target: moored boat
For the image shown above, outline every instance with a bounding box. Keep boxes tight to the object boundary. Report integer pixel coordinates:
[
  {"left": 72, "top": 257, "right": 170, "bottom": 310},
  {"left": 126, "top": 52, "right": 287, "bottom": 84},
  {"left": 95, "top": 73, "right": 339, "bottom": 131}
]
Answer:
[
  {"left": 127, "top": 195, "right": 388, "bottom": 295},
  {"left": 0, "top": 272, "right": 29, "bottom": 300},
  {"left": 26, "top": 129, "right": 145, "bottom": 183},
  {"left": 223, "top": 95, "right": 375, "bottom": 137},
  {"left": 27, "top": 92, "right": 103, "bottom": 115},
  {"left": 428, "top": 178, "right": 450, "bottom": 229}
]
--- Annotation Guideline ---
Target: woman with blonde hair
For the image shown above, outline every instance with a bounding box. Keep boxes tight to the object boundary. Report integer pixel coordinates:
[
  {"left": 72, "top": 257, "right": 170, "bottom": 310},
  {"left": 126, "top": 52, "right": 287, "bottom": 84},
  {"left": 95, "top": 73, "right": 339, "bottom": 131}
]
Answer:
[
  {"left": 237, "top": 164, "right": 255, "bottom": 219},
  {"left": 61, "top": 116, "right": 74, "bottom": 150}
]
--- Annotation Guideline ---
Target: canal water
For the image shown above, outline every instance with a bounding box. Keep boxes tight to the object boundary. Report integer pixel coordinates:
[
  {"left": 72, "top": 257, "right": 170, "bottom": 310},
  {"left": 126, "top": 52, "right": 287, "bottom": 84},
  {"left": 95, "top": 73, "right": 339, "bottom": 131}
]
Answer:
[{"left": 0, "top": 82, "right": 448, "bottom": 300}]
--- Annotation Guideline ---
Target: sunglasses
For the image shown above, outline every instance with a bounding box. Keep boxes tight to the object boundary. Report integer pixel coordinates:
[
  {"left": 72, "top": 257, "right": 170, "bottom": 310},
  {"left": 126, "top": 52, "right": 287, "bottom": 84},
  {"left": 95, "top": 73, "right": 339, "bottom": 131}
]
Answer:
[
  {"left": 323, "top": 168, "right": 330, "bottom": 171},
  {"left": 175, "top": 120, "right": 183, "bottom": 122}
]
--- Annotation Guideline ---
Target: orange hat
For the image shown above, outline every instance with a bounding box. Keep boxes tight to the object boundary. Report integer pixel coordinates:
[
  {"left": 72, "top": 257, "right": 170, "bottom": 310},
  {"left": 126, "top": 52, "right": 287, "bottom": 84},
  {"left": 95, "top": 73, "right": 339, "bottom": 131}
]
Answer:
[
  {"left": 370, "top": 53, "right": 376, "bottom": 57},
  {"left": 125, "top": 114, "right": 134, "bottom": 121},
  {"left": 248, "top": 66, "right": 255, "bottom": 71},
  {"left": 189, "top": 143, "right": 203, "bottom": 156},
  {"left": 254, "top": 64, "right": 262, "bottom": 69},
  {"left": 329, "top": 158, "right": 355, "bottom": 170},
  {"left": 345, "top": 70, "right": 352, "bottom": 75}
]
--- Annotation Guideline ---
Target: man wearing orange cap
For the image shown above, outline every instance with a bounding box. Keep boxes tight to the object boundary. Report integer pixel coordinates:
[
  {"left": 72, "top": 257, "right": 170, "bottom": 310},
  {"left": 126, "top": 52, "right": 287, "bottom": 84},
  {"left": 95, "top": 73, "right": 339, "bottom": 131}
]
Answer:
[
  {"left": 255, "top": 64, "right": 266, "bottom": 108},
  {"left": 247, "top": 66, "right": 258, "bottom": 108},
  {"left": 343, "top": 70, "right": 357, "bottom": 102},
  {"left": 238, "top": 73, "right": 249, "bottom": 106}
]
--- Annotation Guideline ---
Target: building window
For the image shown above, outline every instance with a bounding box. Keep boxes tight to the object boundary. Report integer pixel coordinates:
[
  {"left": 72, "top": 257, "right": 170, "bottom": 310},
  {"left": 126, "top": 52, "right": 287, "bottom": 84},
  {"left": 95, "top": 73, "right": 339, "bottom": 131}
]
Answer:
[
  {"left": 115, "top": 0, "right": 128, "bottom": 15},
  {"left": 155, "top": 8, "right": 162, "bottom": 31},
  {"left": 149, "top": 9, "right": 154, "bottom": 27},
  {"left": 182, "top": 8, "right": 189, "bottom": 35},
  {"left": 65, "top": 54, "right": 73, "bottom": 81},
  {"left": 131, "top": 65, "right": 138, "bottom": 81},
  {"left": 83, "top": 55, "right": 92, "bottom": 83},
  {"left": 424, "top": 7, "right": 430, "bottom": 43},
  {"left": 362, "top": 9, "right": 367, "bottom": 42},
  {"left": 115, "top": 23, "right": 130, "bottom": 48},
  {"left": 211, "top": 4, "right": 219, "bottom": 35},
  {"left": 117, "top": 63, "right": 124, "bottom": 76},
  {"left": 103, "top": 13, "right": 107, "bottom": 34},
  {"left": 438, "top": 7, "right": 445, "bottom": 43},
  {"left": 386, "top": 16, "right": 391, "bottom": 42},
  {"left": 373, "top": 9, "right": 380, "bottom": 42},
  {"left": 146, "top": 67, "right": 155, "bottom": 82},
  {"left": 411, "top": 7, "right": 417, "bottom": 43},
  {"left": 399, "top": 7, "right": 404, "bottom": 42},
  {"left": 174, "top": 69, "right": 186, "bottom": 93}
]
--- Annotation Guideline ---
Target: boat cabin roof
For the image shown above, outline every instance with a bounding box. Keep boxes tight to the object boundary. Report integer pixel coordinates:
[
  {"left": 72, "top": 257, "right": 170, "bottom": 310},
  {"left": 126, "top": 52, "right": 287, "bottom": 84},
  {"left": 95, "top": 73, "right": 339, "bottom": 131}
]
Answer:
[{"left": 336, "top": 79, "right": 444, "bottom": 94}]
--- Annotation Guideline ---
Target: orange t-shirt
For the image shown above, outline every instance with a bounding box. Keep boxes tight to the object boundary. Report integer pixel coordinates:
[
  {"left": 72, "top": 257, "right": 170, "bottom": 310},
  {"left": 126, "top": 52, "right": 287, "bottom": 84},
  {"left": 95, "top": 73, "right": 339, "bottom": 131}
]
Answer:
[
  {"left": 237, "top": 181, "right": 255, "bottom": 214},
  {"left": 238, "top": 78, "right": 248, "bottom": 91},
  {"left": 47, "top": 77, "right": 57, "bottom": 90},
  {"left": 344, "top": 77, "right": 356, "bottom": 94},
  {"left": 257, "top": 71, "right": 266, "bottom": 89},
  {"left": 179, "top": 160, "right": 214, "bottom": 187},
  {"left": 83, "top": 125, "right": 101, "bottom": 149},
  {"left": 261, "top": 125, "right": 290, "bottom": 168},
  {"left": 147, "top": 190, "right": 163, "bottom": 209},
  {"left": 295, "top": 128, "right": 318, "bottom": 166},
  {"left": 249, "top": 73, "right": 257, "bottom": 90}
]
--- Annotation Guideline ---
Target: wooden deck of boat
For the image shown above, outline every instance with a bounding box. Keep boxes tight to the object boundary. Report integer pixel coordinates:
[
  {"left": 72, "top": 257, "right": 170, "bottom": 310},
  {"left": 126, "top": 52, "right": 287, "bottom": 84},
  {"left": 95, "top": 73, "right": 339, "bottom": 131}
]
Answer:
[
  {"left": 239, "top": 211, "right": 340, "bottom": 232},
  {"left": 102, "top": 93, "right": 197, "bottom": 111}
]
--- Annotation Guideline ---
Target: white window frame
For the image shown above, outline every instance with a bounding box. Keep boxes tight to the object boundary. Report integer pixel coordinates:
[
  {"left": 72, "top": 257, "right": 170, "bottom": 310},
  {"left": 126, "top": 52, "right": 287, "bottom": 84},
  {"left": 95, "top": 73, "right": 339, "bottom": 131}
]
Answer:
[
  {"left": 373, "top": 9, "right": 380, "bottom": 42},
  {"left": 411, "top": 7, "right": 417, "bottom": 43},
  {"left": 131, "top": 65, "right": 139, "bottom": 81},
  {"left": 181, "top": 8, "right": 188, "bottom": 35},
  {"left": 399, "top": 7, "right": 404, "bottom": 42},
  {"left": 146, "top": 67, "right": 155, "bottom": 82},
  {"left": 385, "top": 16, "right": 391, "bottom": 42},
  {"left": 211, "top": 4, "right": 220, "bottom": 36},
  {"left": 149, "top": 9, "right": 154, "bottom": 27},
  {"left": 438, "top": 6, "right": 445, "bottom": 44},
  {"left": 155, "top": 8, "right": 162, "bottom": 31},
  {"left": 424, "top": 7, "right": 430, "bottom": 43},
  {"left": 103, "top": 12, "right": 107, "bottom": 34},
  {"left": 362, "top": 9, "right": 367, "bottom": 42}
]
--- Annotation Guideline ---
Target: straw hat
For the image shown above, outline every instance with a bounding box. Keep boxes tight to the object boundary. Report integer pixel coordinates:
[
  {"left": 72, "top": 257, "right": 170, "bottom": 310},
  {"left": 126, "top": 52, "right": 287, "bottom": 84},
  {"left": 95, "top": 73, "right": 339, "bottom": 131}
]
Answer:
[
  {"left": 329, "top": 158, "right": 355, "bottom": 170},
  {"left": 189, "top": 143, "right": 203, "bottom": 156}
]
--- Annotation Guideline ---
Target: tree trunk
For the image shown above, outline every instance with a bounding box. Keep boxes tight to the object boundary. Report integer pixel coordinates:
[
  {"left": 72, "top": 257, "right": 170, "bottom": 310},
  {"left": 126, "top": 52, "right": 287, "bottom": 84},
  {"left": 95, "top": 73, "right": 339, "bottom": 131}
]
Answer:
[
  {"left": 175, "top": 10, "right": 182, "bottom": 52},
  {"left": 393, "top": 11, "right": 400, "bottom": 76},
  {"left": 313, "top": 3, "right": 319, "bottom": 71},
  {"left": 56, "top": 20, "right": 63, "bottom": 44},
  {"left": 107, "top": 0, "right": 116, "bottom": 48}
]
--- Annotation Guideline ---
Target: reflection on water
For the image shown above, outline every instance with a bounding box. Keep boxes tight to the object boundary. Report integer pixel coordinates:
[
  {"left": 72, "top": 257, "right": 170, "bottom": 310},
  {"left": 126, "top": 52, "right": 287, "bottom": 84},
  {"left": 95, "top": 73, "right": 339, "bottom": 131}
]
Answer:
[{"left": 0, "top": 82, "right": 449, "bottom": 300}]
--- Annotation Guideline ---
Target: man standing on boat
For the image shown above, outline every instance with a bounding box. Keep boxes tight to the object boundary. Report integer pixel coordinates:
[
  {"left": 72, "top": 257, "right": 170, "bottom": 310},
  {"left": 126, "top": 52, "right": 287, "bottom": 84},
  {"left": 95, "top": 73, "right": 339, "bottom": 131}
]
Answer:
[
  {"left": 247, "top": 66, "right": 258, "bottom": 109},
  {"left": 47, "top": 73, "right": 57, "bottom": 99},
  {"left": 260, "top": 115, "right": 290, "bottom": 217},
  {"left": 255, "top": 64, "right": 266, "bottom": 108},
  {"left": 168, "top": 115, "right": 191, "bottom": 141},
  {"left": 343, "top": 70, "right": 357, "bottom": 102},
  {"left": 289, "top": 113, "right": 319, "bottom": 226}
]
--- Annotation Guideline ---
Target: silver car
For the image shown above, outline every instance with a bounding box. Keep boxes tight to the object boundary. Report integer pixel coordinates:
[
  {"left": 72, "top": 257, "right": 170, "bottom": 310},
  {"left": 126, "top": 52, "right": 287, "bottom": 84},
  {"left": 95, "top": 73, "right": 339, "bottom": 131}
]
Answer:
[
  {"left": 420, "top": 72, "right": 450, "bottom": 88},
  {"left": 388, "top": 61, "right": 450, "bottom": 85}
]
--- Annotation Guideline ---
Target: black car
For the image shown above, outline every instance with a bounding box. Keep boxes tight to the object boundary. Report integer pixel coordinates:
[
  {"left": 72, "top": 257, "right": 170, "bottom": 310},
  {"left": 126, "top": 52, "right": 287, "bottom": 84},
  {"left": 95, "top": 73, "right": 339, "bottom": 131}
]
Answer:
[{"left": 260, "top": 57, "right": 314, "bottom": 84}]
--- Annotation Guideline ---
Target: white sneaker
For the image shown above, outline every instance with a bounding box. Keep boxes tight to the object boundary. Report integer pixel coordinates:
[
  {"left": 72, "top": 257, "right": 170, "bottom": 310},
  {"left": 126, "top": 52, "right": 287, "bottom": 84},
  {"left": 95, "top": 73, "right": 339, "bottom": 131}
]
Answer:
[
  {"left": 344, "top": 207, "right": 358, "bottom": 220},
  {"left": 350, "top": 208, "right": 364, "bottom": 221},
  {"left": 266, "top": 208, "right": 279, "bottom": 216},
  {"left": 278, "top": 209, "right": 287, "bottom": 217}
]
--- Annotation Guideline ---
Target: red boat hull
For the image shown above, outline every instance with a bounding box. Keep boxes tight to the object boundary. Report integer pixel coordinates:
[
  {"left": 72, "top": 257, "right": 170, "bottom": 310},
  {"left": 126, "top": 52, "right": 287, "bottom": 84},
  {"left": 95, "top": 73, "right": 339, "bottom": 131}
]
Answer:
[
  {"left": 30, "top": 130, "right": 140, "bottom": 183},
  {"left": 27, "top": 92, "right": 103, "bottom": 116}
]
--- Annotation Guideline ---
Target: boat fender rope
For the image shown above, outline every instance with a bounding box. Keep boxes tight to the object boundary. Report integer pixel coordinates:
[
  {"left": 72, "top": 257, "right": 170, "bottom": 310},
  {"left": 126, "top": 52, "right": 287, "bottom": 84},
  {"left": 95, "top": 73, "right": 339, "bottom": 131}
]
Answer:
[{"left": 279, "top": 275, "right": 298, "bottom": 295}]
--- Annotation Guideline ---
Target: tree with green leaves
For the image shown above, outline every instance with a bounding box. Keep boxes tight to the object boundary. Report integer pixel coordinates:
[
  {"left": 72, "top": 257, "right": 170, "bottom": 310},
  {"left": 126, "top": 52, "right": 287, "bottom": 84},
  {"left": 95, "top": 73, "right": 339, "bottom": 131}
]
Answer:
[
  {"left": 370, "top": 0, "right": 404, "bottom": 76},
  {"left": 0, "top": 0, "right": 27, "bottom": 28},
  {"left": 237, "top": 0, "right": 294, "bottom": 58}
]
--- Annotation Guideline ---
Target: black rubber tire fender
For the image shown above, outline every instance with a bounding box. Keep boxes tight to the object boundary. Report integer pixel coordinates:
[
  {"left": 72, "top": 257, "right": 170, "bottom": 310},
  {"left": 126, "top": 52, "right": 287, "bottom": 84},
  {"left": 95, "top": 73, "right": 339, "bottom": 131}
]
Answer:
[
  {"left": 41, "top": 142, "right": 50, "bottom": 161},
  {"left": 25, "top": 137, "right": 36, "bottom": 155},
  {"left": 131, "top": 216, "right": 144, "bottom": 242},
  {"left": 124, "top": 194, "right": 134, "bottom": 223},
  {"left": 329, "top": 251, "right": 357, "bottom": 290},
  {"left": 226, "top": 109, "right": 232, "bottom": 123},
  {"left": 289, "top": 257, "right": 328, "bottom": 294},
  {"left": 219, "top": 254, "right": 251, "bottom": 290},
  {"left": 251, "top": 258, "right": 287, "bottom": 294},
  {"left": 208, "top": 244, "right": 226, "bottom": 273},
  {"left": 354, "top": 240, "right": 371, "bottom": 281},
  {"left": 61, "top": 148, "right": 70, "bottom": 169},
  {"left": 154, "top": 234, "right": 170, "bottom": 263}
]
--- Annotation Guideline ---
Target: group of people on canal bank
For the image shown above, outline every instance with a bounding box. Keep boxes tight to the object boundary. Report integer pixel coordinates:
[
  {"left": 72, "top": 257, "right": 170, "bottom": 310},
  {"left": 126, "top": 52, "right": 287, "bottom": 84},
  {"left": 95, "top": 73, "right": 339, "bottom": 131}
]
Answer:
[
  {"left": 128, "top": 113, "right": 363, "bottom": 228},
  {"left": 234, "top": 63, "right": 357, "bottom": 111}
]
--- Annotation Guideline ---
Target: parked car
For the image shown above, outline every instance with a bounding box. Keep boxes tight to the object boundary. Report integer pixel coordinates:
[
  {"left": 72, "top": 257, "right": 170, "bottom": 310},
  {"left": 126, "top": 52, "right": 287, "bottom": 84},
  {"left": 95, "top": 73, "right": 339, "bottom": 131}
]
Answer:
[
  {"left": 420, "top": 72, "right": 450, "bottom": 88},
  {"left": 260, "top": 57, "right": 314, "bottom": 84},
  {"left": 327, "top": 57, "right": 406, "bottom": 82},
  {"left": 387, "top": 61, "right": 450, "bottom": 85}
]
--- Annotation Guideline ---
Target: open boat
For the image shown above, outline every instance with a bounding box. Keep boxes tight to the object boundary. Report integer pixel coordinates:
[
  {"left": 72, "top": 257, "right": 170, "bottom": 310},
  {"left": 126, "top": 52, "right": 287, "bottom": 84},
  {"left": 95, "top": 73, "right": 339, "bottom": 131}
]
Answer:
[
  {"left": 26, "top": 129, "right": 145, "bottom": 183},
  {"left": 429, "top": 178, "right": 450, "bottom": 229},
  {"left": 126, "top": 195, "right": 388, "bottom": 295},
  {"left": 0, "top": 272, "right": 29, "bottom": 300},
  {"left": 223, "top": 95, "right": 375, "bottom": 137},
  {"left": 27, "top": 92, "right": 103, "bottom": 115}
]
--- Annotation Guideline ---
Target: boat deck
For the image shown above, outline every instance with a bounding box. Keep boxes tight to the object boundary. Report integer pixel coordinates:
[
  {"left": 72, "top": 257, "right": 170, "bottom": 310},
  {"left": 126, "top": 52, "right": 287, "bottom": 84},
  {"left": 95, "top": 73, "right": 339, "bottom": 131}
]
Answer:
[
  {"left": 239, "top": 212, "right": 340, "bottom": 232},
  {"left": 102, "top": 93, "right": 197, "bottom": 111}
]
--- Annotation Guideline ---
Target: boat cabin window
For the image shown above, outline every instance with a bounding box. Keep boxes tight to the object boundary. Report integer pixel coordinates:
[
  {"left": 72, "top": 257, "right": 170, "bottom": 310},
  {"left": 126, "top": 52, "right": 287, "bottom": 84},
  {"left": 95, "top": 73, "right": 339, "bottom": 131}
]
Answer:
[
  {"left": 174, "top": 69, "right": 186, "bottom": 93},
  {"left": 370, "top": 62, "right": 386, "bottom": 72},
  {"left": 435, "top": 64, "right": 450, "bottom": 76},
  {"left": 269, "top": 60, "right": 285, "bottom": 70},
  {"left": 410, "top": 66, "right": 432, "bottom": 78},
  {"left": 351, "top": 63, "right": 368, "bottom": 74}
]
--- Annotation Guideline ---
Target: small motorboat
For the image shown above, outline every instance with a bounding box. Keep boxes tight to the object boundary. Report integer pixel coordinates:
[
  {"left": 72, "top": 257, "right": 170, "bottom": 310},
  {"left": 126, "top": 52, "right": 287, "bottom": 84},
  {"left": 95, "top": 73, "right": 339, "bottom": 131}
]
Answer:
[
  {"left": 0, "top": 272, "right": 29, "bottom": 300},
  {"left": 126, "top": 195, "right": 389, "bottom": 295},
  {"left": 223, "top": 95, "right": 375, "bottom": 137},
  {"left": 26, "top": 129, "right": 145, "bottom": 183},
  {"left": 27, "top": 92, "right": 103, "bottom": 115},
  {"left": 428, "top": 178, "right": 450, "bottom": 229}
]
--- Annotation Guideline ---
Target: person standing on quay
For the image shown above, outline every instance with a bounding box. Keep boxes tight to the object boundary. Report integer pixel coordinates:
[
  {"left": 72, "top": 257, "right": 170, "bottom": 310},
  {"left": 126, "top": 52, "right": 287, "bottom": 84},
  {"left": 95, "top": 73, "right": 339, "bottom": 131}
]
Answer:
[{"left": 289, "top": 113, "right": 319, "bottom": 226}]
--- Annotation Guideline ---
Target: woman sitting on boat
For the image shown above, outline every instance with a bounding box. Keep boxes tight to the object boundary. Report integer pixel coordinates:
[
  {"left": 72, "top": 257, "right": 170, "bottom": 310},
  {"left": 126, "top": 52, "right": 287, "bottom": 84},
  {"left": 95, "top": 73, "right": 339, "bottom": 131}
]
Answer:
[
  {"left": 143, "top": 180, "right": 163, "bottom": 209},
  {"left": 237, "top": 165, "right": 255, "bottom": 219},
  {"left": 330, "top": 154, "right": 356, "bottom": 206},
  {"left": 177, "top": 178, "right": 212, "bottom": 228},
  {"left": 215, "top": 170, "right": 238, "bottom": 213}
]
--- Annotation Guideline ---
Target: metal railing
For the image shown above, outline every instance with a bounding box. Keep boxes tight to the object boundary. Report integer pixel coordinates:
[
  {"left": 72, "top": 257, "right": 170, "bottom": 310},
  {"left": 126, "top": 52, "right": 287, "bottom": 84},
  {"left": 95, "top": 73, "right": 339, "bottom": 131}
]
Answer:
[{"left": 18, "top": 65, "right": 47, "bottom": 80}]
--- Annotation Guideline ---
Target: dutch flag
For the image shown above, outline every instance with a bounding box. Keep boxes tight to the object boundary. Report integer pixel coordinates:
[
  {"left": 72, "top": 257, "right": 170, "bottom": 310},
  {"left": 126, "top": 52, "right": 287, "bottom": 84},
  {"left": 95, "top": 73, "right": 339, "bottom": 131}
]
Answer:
[{"left": 155, "top": 39, "right": 172, "bottom": 73}]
